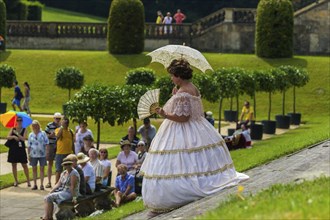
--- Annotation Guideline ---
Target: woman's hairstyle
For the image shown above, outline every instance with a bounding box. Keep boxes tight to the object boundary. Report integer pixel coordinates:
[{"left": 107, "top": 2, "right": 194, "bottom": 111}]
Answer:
[
  {"left": 99, "top": 148, "right": 108, "bottom": 159},
  {"left": 167, "top": 59, "right": 193, "bottom": 80},
  {"left": 24, "top": 82, "right": 30, "bottom": 89}
]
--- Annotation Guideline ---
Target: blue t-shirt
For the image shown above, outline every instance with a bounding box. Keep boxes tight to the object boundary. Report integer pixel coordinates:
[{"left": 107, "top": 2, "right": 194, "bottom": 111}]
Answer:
[
  {"left": 115, "top": 173, "right": 135, "bottom": 194},
  {"left": 14, "top": 86, "right": 23, "bottom": 100}
]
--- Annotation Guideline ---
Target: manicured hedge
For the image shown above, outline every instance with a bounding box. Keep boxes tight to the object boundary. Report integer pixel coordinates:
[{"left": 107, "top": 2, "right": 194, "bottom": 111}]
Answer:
[
  {"left": 108, "top": 0, "right": 145, "bottom": 54},
  {"left": 25, "top": 0, "right": 43, "bottom": 21},
  {"left": 255, "top": 0, "right": 294, "bottom": 58}
]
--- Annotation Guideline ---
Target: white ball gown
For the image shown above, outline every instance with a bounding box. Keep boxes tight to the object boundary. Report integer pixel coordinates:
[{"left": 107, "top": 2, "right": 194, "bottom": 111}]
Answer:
[{"left": 140, "top": 92, "right": 249, "bottom": 212}]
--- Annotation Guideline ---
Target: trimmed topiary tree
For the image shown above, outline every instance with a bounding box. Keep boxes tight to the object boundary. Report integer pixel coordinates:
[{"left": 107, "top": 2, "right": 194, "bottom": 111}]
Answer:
[
  {"left": 0, "top": 64, "right": 16, "bottom": 103},
  {"left": 55, "top": 66, "right": 84, "bottom": 101},
  {"left": 154, "top": 76, "right": 174, "bottom": 106},
  {"left": 0, "top": 0, "right": 6, "bottom": 51},
  {"left": 256, "top": 0, "right": 294, "bottom": 58},
  {"left": 107, "top": 0, "right": 145, "bottom": 54},
  {"left": 125, "top": 67, "right": 156, "bottom": 86}
]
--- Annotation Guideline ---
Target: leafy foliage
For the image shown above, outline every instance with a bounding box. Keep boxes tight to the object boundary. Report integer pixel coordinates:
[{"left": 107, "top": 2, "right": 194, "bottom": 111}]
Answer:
[
  {"left": 154, "top": 76, "right": 174, "bottom": 106},
  {"left": 256, "top": 0, "right": 294, "bottom": 58},
  {"left": 122, "top": 84, "right": 149, "bottom": 120},
  {"left": 107, "top": 0, "right": 145, "bottom": 54},
  {"left": 279, "top": 65, "right": 309, "bottom": 113},
  {"left": 212, "top": 68, "right": 239, "bottom": 100},
  {"left": 0, "top": 64, "right": 16, "bottom": 103},
  {"left": 193, "top": 73, "right": 218, "bottom": 103},
  {"left": 125, "top": 67, "right": 156, "bottom": 86},
  {"left": 23, "top": 0, "right": 44, "bottom": 21},
  {"left": 0, "top": 0, "right": 6, "bottom": 51},
  {"left": 257, "top": 71, "right": 276, "bottom": 120},
  {"left": 55, "top": 66, "right": 84, "bottom": 100}
]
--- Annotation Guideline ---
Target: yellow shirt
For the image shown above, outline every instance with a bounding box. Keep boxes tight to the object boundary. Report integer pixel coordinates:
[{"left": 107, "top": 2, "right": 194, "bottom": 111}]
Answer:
[
  {"left": 156, "top": 16, "right": 163, "bottom": 24},
  {"left": 241, "top": 106, "right": 254, "bottom": 121},
  {"left": 55, "top": 128, "right": 73, "bottom": 154}
]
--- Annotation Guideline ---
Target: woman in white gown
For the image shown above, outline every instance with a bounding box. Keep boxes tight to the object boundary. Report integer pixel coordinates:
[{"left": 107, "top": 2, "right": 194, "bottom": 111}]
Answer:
[{"left": 140, "top": 59, "right": 249, "bottom": 215}]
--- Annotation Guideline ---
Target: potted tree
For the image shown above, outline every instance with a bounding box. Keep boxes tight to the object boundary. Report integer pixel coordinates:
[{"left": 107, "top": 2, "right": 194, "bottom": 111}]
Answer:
[
  {"left": 259, "top": 70, "right": 277, "bottom": 134},
  {"left": 0, "top": 64, "right": 16, "bottom": 113},
  {"left": 280, "top": 65, "right": 309, "bottom": 125},
  {"left": 55, "top": 66, "right": 84, "bottom": 115},
  {"left": 273, "top": 67, "right": 292, "bottom": 129}
]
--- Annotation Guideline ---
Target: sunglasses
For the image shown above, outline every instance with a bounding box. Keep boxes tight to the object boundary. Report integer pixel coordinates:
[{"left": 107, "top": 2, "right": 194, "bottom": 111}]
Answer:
[
  {"left": 55, "top": 118, "right": 61, "bottom": 120},
  {"left": 16, "top": 120, "right": 22, "bottom": 122},
  {"left": 100, "top": 151, "right": 106, "bottom": 153},
  {"left": 138, "top": 144, "right": 145, "bottom": 147}
]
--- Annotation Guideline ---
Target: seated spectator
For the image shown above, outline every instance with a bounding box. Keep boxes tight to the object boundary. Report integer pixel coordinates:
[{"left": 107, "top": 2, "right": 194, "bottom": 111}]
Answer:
[
  {"left": 137, "top": 118, "right": 156, "bottom": 148},
  {"left": 238, "top": 101, "right": 254, "bottom": 129},
  {"left": 205, "top": 111, "right": 215, "bottom": 126},
  {"left": 77, "top": 152, "right": 95, "bottom": 194},
  {"left": 74, "top": 121, "right": 93, "bottom": 155},
  {"left": 225, "top": 124, "right": 252, "bottom": 150},
  {"left": 115, "top": 140, "right": 138, "bottom": 175},
  {"left": 99, "top": 148, "right": 112, "bottom": 187},
  {"left": 134, "top": 141, "right": 147, "bottom": 173},
  {"left": 120, "top": 126, "right": 140, "bottom": 152},
  {"left": 65, "top": 154, "right": 86, "bottom": 196},
  {"left": 43, "top": 158, "right": 80, "bottom": 220},
  {"left": 88, "top": 148, "right": 104, "bottom": 191},
  {"left": 112, "top": 164, "right": 137, "bottom": 207},
  {"left": 81, "top": 135, "right": 95, "bottom": 155}
]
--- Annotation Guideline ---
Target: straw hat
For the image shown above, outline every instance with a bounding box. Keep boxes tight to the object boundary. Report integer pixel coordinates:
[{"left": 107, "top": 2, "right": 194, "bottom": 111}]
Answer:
[
  {"left": 120, "top": 140, "right": 131, "bottom": 149},
  {"left": 66, "top": 154, "right": 78, "bottom": 162},
  {"left": 61, "top": 158, "right": 73, "bottom": 166},
  {"left": 77, "top": 152, "right": 90, "bottom": 164}
]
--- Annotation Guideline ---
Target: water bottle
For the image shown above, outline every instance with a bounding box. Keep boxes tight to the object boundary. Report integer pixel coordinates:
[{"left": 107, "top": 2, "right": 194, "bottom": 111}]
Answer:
[{"left": 18, "top": 141, "right": 22, "bottom": 148}]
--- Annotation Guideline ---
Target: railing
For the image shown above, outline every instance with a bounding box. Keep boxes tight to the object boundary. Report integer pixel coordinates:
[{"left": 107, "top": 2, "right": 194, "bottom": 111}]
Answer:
[
  {"left": 7, "top": 21, "right": 107, "bottom": 38},
  {"left": 145, "top": 23, "right": 191, "bottom": 39},
  {"left": 233, "top": 8, "right": 256, "bottom": 23},
  {"left": 292, "top": 0, "right": 320, "bottom": 10}
]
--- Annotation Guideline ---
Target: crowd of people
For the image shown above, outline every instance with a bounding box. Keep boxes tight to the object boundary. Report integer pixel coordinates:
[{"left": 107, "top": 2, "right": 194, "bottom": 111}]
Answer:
[
  {"left": 5, "top": 58, "right": 253, "bottom": 219},
  {"left": 155, "top": 9, "right": 186, "bottom": 35}
]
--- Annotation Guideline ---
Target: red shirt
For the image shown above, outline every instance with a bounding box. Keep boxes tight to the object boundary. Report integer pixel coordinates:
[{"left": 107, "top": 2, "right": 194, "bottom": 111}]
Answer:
[{"left": 174, "top": 12, "right": 186, "bottom": 24}]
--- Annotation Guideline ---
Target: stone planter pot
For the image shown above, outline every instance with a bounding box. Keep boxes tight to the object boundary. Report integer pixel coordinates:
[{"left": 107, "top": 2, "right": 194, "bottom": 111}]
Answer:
[
  {"left": 262, "top": 120, "right": 276, "bottom": 134},
  {"left": 0, "top": 102, "right": 7, "bottom": 114},
  {"left": 250, "top": 123, "right": 263, "bottom": 140},
  {"left": 224, "top": 110, "right": 237, "bottom": 122},
  {"left": 287, "top": 112, "right": 301, "bottom": 125},
  {"left": 227, "top": 128, "right": 236, "bottom": 136},
  {"left": 275, "top": 115, "right": 291, "bottom": 129}
]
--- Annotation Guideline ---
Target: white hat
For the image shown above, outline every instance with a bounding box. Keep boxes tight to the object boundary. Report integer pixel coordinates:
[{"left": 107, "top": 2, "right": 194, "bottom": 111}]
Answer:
[
  {"left": 206, "top": 111, "right": 213, "bottom": 116},
  {"left": 54, "top": 112, "right": 62, "bottom": 118},
  {"left": 137, "top": 140, "right": 145, "bottom": 146}
]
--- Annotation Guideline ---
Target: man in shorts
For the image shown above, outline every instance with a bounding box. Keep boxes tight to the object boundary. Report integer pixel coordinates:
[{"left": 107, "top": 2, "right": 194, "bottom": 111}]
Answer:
[
  {"left": 44, "top": 112, "right": 62, "bottom": 188},
  {"left": 11, "top": 80, "right": 23, "bottom": 111}
]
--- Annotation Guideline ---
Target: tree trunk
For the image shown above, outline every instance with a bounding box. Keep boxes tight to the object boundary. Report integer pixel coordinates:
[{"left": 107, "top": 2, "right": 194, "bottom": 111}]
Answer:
[
  {"left": 253, "top": 94, "right": 257, "bottom": 119},
  {"left": 230, "top": 97, "right": 233, "bottom": 111},
  {"left": 218, "top": 98, "right": 223, "bottom": 133},
  {"left": 96, "top": 121, "right": 100, "bottom": 149},
  {"left": 282, "top": 90, "right": 285, "bottom": 115},
  {"left": 0, "top": 88, "right": 2, "bottom": 103},
  {"left": 236, "top": 95, "right": 239, "bottom": 122},
  {"left": 293, "top": 86, "right": 296, "bottom": 113},
  {"left": 133, "top": 118, "right": 137, "bottom": 136},
  {"left": 268, "top": 92, "right": 271, "bottom": 121}
]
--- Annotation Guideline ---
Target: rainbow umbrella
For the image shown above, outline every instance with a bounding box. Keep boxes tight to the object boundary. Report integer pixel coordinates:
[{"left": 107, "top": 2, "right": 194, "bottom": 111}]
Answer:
[{"left": 0, "top": 111, "right": 32, "bottom": 128}]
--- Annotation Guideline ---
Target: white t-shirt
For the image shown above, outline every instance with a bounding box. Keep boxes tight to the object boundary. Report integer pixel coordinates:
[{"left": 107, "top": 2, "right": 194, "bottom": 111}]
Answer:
[
  {"left": 100, "top": 159, "right": 111, "bottom": 170},
  {"left": 80, "top": 162, "right": 96, "bottom": 192},
  {"left": 75, "top": 129, "right": 93, "bottom": 154}
]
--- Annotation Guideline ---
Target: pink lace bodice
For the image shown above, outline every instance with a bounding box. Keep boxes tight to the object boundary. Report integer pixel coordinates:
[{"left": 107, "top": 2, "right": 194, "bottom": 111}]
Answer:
[{"left": 163, "top": 92, "right": 204, "bottom": 121}]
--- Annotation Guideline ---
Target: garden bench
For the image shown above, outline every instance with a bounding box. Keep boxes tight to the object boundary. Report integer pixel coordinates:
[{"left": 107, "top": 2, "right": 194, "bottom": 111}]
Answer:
[{"left": 55, "top": 186, "right": 115, "bottom": 220}]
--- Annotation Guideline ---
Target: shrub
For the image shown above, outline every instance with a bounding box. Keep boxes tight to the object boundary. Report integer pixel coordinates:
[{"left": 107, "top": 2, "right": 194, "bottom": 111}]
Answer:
[
  {"left": 154, "top": 76, "right": 174, "bottom": 106},
  {"left": 125, "top": 68, "right": 156, "bottom": 86},
  {"left": 6, "top": 1, "right": 28, "bottom": 20},
  {"left": 25, "top": 0, "right": 43, "bottom": 21},
  {"left": 255, "top": 0, "right": 293, "bottom": 58},
  {"left": 0, "top": 64, "right": 16, "bottom": 103},
  {"left": 107, "top": 0, "right": 145, "bottom": 54},
  {"left": 0, "top": 0, "right": 6, "bottom": 51},
  {"left": 55, "top": 66, "right": 84, "bottom": 101}
]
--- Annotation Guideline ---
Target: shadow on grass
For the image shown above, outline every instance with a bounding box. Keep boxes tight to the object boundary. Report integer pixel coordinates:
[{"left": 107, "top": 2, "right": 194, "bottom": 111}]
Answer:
[
  {"left": 260, "top": 57, "right": 308, "bottom": 68},
  {"left": 0, "top": 51, "right": 12, "bottom": 62},
  {"left": 112, "top": 54, "right": 151, "bottom": 68}
]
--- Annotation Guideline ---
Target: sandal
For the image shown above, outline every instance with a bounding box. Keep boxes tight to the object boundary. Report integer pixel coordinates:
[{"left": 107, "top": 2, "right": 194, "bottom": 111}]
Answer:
[
  {"left": 45, "top": 183, "right": 52, "bottom": 188},
  {"left": 40, "top": 185, "right": 44, "bottom": 190},
  {"left": 13, "top": 182, "right": 18, "bottom": 187},
  {"left": 31, "top": 185, "right": 38, "bottom": 190}
]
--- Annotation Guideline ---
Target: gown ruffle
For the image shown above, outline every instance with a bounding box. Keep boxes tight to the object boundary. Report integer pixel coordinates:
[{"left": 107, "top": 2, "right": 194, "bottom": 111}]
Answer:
[{"left": 140, "top": 92, "right": 249, "bottom": 212}]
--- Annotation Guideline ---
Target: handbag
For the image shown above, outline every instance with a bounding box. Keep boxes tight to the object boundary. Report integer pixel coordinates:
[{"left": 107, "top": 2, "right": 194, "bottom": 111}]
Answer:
[{"left": 4, "top": 139, "right": 13, "bottom": 148}]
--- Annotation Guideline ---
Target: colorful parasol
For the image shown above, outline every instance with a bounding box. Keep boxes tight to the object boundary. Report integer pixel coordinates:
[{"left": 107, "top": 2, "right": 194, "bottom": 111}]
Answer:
[{"left": 0, "top": 111, "right": 32, "bottom": 128}]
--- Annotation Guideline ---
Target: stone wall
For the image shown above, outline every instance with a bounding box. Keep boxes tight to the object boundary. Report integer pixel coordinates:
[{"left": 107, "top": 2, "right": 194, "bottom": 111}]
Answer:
[{"left": 293, "top": 1, "right": 330, "bottom": 54}]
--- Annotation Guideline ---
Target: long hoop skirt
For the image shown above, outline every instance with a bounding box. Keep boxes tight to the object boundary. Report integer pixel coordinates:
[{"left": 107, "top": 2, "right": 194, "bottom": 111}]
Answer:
[{"left": 140, "top": 117, "right": 249, "bottom": 212}]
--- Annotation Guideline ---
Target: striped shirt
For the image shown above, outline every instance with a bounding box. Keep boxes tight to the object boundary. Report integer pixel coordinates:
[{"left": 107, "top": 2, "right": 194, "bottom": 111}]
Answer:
[{"left": 45, "top": 122, "right": 60, "bottom": 145}]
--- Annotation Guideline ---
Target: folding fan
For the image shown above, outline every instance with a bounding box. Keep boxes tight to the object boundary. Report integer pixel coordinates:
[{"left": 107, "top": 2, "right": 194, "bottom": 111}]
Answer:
[{"left": 137, "top": 89, "right": 160, "bottom": 119}]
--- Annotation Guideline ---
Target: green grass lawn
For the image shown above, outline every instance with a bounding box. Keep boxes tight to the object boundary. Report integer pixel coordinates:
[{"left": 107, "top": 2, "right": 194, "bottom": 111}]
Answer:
[
  {"left": 42, "top": 7, "right": 107, "bottom": 23},
  {"left": 197, "top": 176, "right": 330, "bottom": 220}
]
